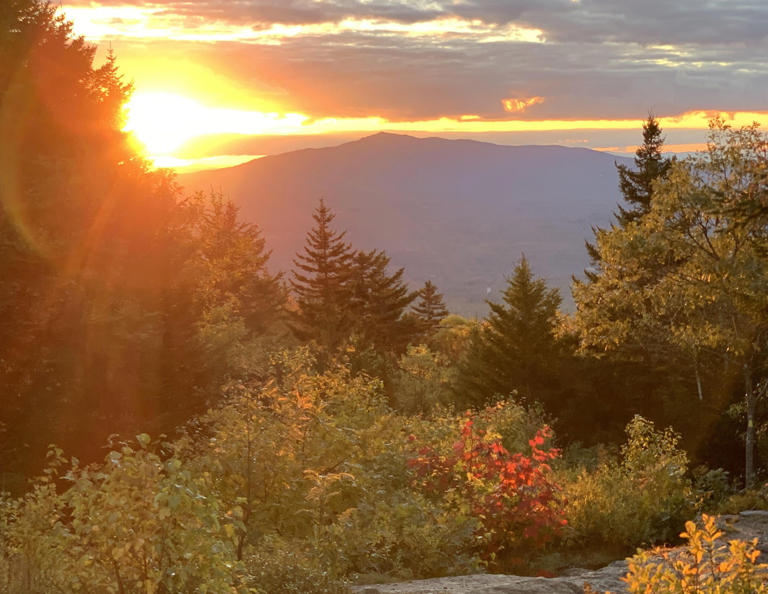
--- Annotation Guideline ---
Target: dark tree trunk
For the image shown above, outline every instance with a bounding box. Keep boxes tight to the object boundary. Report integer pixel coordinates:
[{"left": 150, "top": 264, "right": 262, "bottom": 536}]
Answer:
[{"left": 745, "top": 365, "right": 756, "bottom": 489}]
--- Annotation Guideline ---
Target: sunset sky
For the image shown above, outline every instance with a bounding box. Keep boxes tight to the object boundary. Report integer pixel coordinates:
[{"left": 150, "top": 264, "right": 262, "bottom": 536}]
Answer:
[{"left": 61, "top": 0, "right": 768, "bottom": 171}]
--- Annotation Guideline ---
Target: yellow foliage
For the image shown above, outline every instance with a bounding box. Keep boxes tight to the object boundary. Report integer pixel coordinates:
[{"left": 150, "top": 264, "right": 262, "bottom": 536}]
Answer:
[{"left": 623, "top": 514, "right": 768, "bottom": 593}]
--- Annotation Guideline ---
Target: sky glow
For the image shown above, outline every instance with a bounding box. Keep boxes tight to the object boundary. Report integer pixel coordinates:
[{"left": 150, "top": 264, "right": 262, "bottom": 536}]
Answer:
[{"left": 62, "top": 0, "right": 768, "bottom": 170}]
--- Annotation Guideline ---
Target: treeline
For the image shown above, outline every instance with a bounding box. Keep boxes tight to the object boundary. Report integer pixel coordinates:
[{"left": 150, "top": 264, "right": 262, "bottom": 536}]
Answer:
[
  {"left": 5, "top": 2, "right": 768, "bottom": 591},
  {"left": 3, "top": 1, "right": 768, "bottom": 491}
]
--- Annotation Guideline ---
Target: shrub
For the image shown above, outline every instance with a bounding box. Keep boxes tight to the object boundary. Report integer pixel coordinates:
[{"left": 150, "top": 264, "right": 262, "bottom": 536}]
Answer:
[
  {"left": 320, "top": 492, "right": 481, "bottom": 580},
  {"left": 408, "top": 409, "right": 566, "bottom": 568},
  {"left": 563, "top": 415, "right": 694, "bottom": 551},
  {"left": 246, "top": 539, "right": 348, "bottom": 594},
  {"left": 392, "top": 345, "right": 455, "bottom": 413},
  {"left": 716, "top": 485, "right": 768, "bottom": 515},
  {"left": 623, "top": 514, "right": 768, "bottom": 593},
  {"left": 692, "top": 465, "right": 731, "bottom": 511},
  {"left": 0, "top": 440, "right": 242, "bottom": 594}
]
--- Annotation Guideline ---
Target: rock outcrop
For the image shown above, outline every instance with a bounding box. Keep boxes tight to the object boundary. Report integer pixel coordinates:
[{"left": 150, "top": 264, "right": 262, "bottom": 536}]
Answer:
[{"left": 352, "top": 510, "right": 768, "bottom": 594}]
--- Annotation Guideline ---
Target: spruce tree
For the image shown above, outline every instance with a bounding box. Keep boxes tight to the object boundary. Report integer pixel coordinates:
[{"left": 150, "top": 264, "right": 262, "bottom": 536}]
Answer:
[
  {"left": 615, "top": 115, "right": 673, "bottom": 226},
  {"left": 195, "top": 193, "right": 284, "bottom": 335},
  {"left": 454, "top": 256, "right": 562, "bottom": 408},
  {"left": 348, "top": 249, "right": 416, "bottom": 352},
  {"left": 412, "top": 280, "right": 449, "bottom": 334},
  {"left": 290, "top": 199, "right": 354, "bottom": 352},
  {"left": 584, "top": 115, "right": 673, "bottom": 280}
]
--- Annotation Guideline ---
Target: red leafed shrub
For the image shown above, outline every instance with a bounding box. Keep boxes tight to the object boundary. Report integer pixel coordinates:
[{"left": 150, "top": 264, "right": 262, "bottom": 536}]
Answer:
[{"left": 407, "top": 417, "right": 566, "bottom": 565}]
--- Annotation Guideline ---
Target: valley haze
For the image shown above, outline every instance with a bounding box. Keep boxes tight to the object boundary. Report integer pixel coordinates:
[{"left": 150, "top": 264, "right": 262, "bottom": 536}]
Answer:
[{"left": 179, "top": 133, "right": 632, "bottom": 314}]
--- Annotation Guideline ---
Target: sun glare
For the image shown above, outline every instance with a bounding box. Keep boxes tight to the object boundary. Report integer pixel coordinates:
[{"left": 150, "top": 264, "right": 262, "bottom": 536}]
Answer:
[
  {"left": 124, "top": 92, "right": 205, "bottom": 155},
  {"left": 123, "top": 92, "right": 309, "bottom": 160}
]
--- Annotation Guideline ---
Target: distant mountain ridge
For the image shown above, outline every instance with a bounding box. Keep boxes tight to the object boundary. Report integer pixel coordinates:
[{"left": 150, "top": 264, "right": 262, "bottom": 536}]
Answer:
[{"left": 179, "top": 133, "right": 632, "bottom": 314}]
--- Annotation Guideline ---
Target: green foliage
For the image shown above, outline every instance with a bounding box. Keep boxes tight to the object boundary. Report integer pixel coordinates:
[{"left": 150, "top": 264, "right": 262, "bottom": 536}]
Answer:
[
  {"left": 429, "top": 314, "right": 477, "bottom": 360},
  {"left": 623, "top": 514, "right": 768, "bottom": 593},
  {"left": 615, "top": 114, "right": 673, "bottom": 226},
  {"left": 716, "top": 486, "right": 768, "bottom": 516},
  {"left": 245, "top": 539, "right": 348, "bottom": 594},
  {"left": 575, "top": 119, "right": 768, "bottom": 486},
  {"left": 563, "top": 416, "right": 694, "bottom": 551},
  {"left": 193, "top": 192, "right": 285, "bottom": 336},
  {"left": 453, "top": 255, "right": 566, "bottom": 411},
  {"left": 692, "top": 466, "right": 732, "bottom": 511},
  {"left": 391, "top": 344, "right": 455, "bottom": 413},
  {"left": 412, "top": 280, "right": 450, "bottom": 336},
  {"left": 585, "top": 115, "right": 672, "bottom": 278},
  {"left": 0, "top": 440, "right": 242, "bottom": 593},
  {"left": 347, "top": 249, "right": 416, "bottom": 353},
  {"left": 290, "top": 199, "right": 355, "bottom": 355},
  {"left": 321, "top": 492, "right": 480, "bottom": 580},
  {"left": 291, "top": 200, "right": 416, "bottom": 362},
  {"left": 175, "top": 353, "right": 481, "bottom": 582}
]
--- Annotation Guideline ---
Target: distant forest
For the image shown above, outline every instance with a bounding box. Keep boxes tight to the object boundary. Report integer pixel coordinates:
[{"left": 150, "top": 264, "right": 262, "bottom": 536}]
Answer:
[{"left": 2, "top": 2, "right": 768, "bottom": 592}]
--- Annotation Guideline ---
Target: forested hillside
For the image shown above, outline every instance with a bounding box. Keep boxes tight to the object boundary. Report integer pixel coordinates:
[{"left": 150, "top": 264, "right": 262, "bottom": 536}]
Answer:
[
  {"left": 2, "top": 2, "right": 768, "bottom": 593},
  {"left": 179, "top": 132, "right": 633, "bottom": 313}
]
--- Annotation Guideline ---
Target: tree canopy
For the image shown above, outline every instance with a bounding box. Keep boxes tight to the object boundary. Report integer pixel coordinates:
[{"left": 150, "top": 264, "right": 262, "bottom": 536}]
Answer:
[
  {"left": 574, "top": 119, "right": 768, "bottom": 486},
  {"left": 454, "top": 256, "right": 563, "bottom": 408}
]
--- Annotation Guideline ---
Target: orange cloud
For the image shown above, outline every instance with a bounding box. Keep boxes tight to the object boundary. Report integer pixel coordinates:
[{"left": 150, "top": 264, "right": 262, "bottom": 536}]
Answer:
[{"left": 502, "top": 96, "right": 545, "bottom": 113}]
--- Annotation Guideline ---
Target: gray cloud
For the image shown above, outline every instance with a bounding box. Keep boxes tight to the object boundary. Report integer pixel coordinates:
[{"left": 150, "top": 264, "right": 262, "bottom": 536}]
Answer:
[{"left": 76, "top": 0, "right": 768, "bottom": 121}]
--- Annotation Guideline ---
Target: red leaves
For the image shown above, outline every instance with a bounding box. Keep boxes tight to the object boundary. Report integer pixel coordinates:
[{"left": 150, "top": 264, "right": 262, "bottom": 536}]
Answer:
[{"left": 407, "top": 419, "right": 566, "bottom": 563}]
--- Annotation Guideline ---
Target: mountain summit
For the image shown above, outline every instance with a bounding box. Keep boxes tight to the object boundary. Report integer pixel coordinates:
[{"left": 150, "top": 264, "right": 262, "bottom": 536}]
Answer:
[{"left": 179, "top": 134, "right": 630, "bottom": 313}]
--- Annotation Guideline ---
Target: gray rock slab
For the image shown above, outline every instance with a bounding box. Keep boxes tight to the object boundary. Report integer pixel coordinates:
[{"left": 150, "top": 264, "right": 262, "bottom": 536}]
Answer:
[{"left": 351, "top": 560, "right": 629, "bottom": 593}]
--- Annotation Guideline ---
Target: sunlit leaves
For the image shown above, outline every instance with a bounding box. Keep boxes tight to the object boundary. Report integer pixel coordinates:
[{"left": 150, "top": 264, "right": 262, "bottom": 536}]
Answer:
[
  {"left": 407, "top": 406, "right": 565, "bottom": 567},
  {"left": 624, "top": 514, "right": 768, "bottom": 593}
]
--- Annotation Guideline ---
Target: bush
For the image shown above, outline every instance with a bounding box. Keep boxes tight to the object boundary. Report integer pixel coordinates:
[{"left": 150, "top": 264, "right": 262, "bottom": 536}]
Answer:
[
  {"left": 408, "top": 407, "right": 566, "bottom": 568},
  {"left": 623, "top": 514, "right": 768, "bottom": 593},
  {"left": 321, "top": 492, "right": 481, "bottom": 580},
  {"left": 179, "top": 358, "right": 482, "bottom": 583},
  {"left": 716, "top": 485, "right": 768, "bottom": 515},
  {"left": 692, "top": 465, "right": 731, "bottom": 511},
  {"left": 563, "top": 415, "right": 694, "bottom": 551},
  {"left": 0, "top": 440, "right": 241, "bottom": 593},
  {"left": 392, "top": 345, "right": 455, "bottom": 413},
  {"left": 246, "top": 539, "right": 348, "bottom": 594}
]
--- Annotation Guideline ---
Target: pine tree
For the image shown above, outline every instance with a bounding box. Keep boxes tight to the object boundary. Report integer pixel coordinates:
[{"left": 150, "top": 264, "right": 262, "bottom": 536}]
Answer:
[
  {"left": 412, "top": 280, "right": 449, "bottom": 334},
  {"left": 584, "top": 115, "right": 673, "bottom": 280},
  {"left": 454, "top": 256, "right": 562, "bottom": 408},
  {"left": 0, "top": 1, "right": 214, "bottom": 473},
  {"left": 348, "top": 249, "right": 416, "bottom": 352},
  {"left": 290, "top": 199, "right": 354, "bottom": 352},
  {"left": 615, "top": 115, "right": 673, "bottom": 226},
  {"left": 195, "top": 192, "right": 284, "bottom": 334}
]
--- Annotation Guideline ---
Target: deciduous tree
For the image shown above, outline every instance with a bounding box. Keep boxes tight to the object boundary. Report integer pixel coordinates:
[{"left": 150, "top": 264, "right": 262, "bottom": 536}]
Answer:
[{"left": 574, "top": 119, "right": 768, "bottom": 486}]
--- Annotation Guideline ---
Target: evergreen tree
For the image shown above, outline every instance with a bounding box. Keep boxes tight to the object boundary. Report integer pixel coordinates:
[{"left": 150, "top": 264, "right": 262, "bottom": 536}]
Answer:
[
  {"left": 290, "top": 199, "right": 354, "bottom": 353},
  {"left": 574, "top": 120, "right": 768, "bottom": 485},
  {"left": 195, "top": 192, "right": 284, "bottom": 335},
  {"left": 615, "top": 115, "right": 673, "bottom": 226},
  {"left": 584, "top": 115, "right": 673, "bottom": 281},
  {"left": 412, "top": 280, "right": 449, "bottom": 334},
  {"left": 0, "top": 2, "right": 279, "bottom": 476},
  {"left": 454, "top": 256, "right": 562, "bottom": 408},
  {"left": 348, "top": 249, "right": 416, "bottom": 352}
]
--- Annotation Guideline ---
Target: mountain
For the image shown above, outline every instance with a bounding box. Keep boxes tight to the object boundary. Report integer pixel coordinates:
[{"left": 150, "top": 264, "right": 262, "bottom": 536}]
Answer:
[{"left": 179, "top": 132, "right": 631, "bottom": 314}]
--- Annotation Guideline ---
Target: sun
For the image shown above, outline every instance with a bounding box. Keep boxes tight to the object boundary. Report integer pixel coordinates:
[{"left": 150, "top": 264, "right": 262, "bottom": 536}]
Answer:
[
  {"left": 124, "top": 92, "right": 209, "bottom": 156},
  {"left": 123, "top": 91, "right": 312, "bottom": 163}
]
